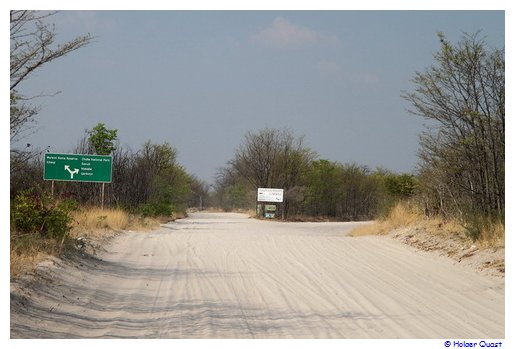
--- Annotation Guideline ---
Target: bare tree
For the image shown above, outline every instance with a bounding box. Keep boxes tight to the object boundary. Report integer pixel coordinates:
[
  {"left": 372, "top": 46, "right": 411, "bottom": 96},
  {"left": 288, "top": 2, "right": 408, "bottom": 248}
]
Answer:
[
  {"left": 10, "top": 11, "right": 92, "bottom": 175},
  {"left": 227, "top": 128, "right": 316, "bottom": 217},
  {"left": 10, "top": 11, "right": 92, "bottom": 92}
]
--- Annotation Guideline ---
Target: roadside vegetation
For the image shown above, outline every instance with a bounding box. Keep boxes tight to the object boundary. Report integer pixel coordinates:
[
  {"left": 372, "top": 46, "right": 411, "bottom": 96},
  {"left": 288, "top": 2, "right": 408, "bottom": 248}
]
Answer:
[
  {"left": 10, "top": 126, "right": 208, "bottom": 278},
  {"left": 352, "top": 32, "right": 504, "bottom": 251},
  {"left": 213, "top": 32, "right": 504, "bottom": 250},
  {"left": 9, "top": 12, "right": 208, "bottom": 278},
  {"left": 213, "top": 130, "right": 415, "bottom": 221},
  {"left": 10, "top": 203, "right": 161, "bottom": 278},
  {"left": 10, "top": 12, "right": 503, "bottom": 278},
  {"left": 351, "top": 201, "right": 504, "bottom": 249}
]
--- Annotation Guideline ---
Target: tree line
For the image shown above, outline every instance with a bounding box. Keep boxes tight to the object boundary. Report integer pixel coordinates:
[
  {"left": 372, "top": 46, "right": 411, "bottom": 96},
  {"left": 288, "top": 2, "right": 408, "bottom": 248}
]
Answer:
[
  {"left": 10, "top": 10, "right": 504, "bottom": 240},
  {"left": 212, "top": 128, "right": 416, "bottom": 220},
  {"left": 214, "top": 32, "right": 504, "bottom": 235},
  {"left": 11, "top": 124, "right": 209, "bottom": 218},
  {"left": 403, "top": 32, "right": 504, "bottom": 235}
]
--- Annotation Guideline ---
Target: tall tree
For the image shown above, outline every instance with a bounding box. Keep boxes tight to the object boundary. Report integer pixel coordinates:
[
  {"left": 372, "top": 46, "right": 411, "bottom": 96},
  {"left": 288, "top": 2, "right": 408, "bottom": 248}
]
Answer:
[
  {"left": 10, "top": 11, "right": 92, "bottom": 175},
  {"left": 10, "top": 11, "right": 92, "bottom": 141},
  {"left": 403, "top": 32, "right": 504, "bottom": 219},
  {"left": 231, "top": 128, "right": 315, "bottom": 189},
  {"left": 227, "top": 128, "right": 316, "bottom": 217},
  {"left": 87, "top": 123, "right": 118, "bottom": 155}
]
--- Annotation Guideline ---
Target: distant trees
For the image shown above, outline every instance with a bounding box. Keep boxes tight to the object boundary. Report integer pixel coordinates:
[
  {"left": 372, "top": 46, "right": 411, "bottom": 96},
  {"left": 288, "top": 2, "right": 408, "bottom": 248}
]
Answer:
[
  {"left": 223, "top": 128, "right": 316, "bottom": 216},
  {"left": 129, "top": 142, "right": 191, "bottom": 216},
  {"left": 301, "top": 161, "right": 393, "bottom": 220},
  {"left": 230, "top": 128, "right": 316, "bottom": 190},
  {"left": 216, "top": 128, "right": 410, "bottom": 220},
  {"left": 403, "top": 32, "right": 504, "bottom": 222},
  {"left": 302, "top": 160, "right": 341, "bottom": 217},
  {"left": 89, "top": 140, "right": 194, "bottom": 216}
]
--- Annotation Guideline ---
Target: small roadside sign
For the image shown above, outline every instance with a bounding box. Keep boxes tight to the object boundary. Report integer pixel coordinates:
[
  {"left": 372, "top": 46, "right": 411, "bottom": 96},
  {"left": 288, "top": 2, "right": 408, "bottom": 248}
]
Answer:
[
  {"left": 43, "top": 153, "right": 112, "bottom": 183},
  {"left": 257, "top": 188, "right": 284, "bottom": 202},
  {"left": 265, "top": 205, "right": 277, "bottom": 211}
]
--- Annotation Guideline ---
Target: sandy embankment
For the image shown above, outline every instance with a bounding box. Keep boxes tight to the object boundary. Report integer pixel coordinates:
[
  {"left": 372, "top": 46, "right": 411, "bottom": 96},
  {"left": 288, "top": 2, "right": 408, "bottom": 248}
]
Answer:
[{"left": 10, "top": 212, "right": 504, "bottom": 338}]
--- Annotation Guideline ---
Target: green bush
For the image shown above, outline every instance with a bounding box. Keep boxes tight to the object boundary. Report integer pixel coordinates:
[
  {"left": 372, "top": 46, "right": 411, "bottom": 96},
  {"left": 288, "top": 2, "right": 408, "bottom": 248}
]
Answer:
[
  {"left": 384, "top": 174, "right": 417, "bottom": 199},
  {"left": 10, "top": 189, "right": 78, "bottom": 240},
  {"left": 138, "top": 202, "right": 173, "bottom": 217}
]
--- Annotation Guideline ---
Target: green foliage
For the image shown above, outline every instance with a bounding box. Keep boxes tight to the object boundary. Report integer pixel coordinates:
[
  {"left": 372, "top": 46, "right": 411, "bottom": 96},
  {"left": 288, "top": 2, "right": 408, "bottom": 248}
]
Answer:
[
  {"left": 303, "top": 160, "right": 341, "bottom": 216},
  {"left": 216, "top": 127, "right": 419, "bottom": 220},
  {"left": 126, "top": 141, "right": 192, "bottom": 217},
  {"left": 87, "top": 123, "right": 118, "bottom": 155},
  {"left": 404, "top": 32, "right": 504, "bottom": 220},
  {"left": 384, "top": 173, "right": 417, "bottom": 199},
  {"left": 10, "top": 189, "right": 78, "bottom": 240},
  {"left": 220, "top": 183, "right": 249, "bottom": 211},
  {"left": 300, "top": 161, "right": 388, "bottom": 220},
  {"left": 138, "top": 202, "right": 173, "bottom": 217}
]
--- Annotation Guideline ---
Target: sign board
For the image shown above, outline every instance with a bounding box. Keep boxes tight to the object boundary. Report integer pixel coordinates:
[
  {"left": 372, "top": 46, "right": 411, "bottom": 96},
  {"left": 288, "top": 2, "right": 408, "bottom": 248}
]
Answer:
[
  {"left": 257, "top": 188, "right": 284, "bottom": 202},
  {"left": 43, "top": 153, "right": 112, "bottom": 183},
  {"left": 264, "top": 204, "right": 277, "bottom": 211}
]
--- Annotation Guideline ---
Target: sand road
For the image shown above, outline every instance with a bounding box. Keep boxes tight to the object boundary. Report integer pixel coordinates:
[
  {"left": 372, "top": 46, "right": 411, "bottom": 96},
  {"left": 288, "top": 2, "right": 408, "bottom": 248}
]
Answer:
[{"left": 10, "top": 212, "right": 504, "bottom": 338}]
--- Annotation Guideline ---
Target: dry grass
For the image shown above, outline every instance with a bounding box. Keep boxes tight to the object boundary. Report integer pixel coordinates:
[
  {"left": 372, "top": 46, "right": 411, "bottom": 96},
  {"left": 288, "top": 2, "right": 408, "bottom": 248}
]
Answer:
[
  {"left": 72, "top": 207, "right": 128, "bottom": 232},
  {"left": 350, "top": 202, "right": 423, "bottom": 237},
  {"left": 11, "top": 206, "right": 162, "bottom": 279},
  {"left": 10, "top": 238, "right": 57, "bottom": 278},
  {"left": 350, "top": 201, "right": 504, "bottom": 249},
  {"left": 351, "top": 202, "right": 467, "bottom": 238},
  {"left": 476, "top": 220, "right": 505, "bottom": 248},
  {"left": 70, "top": 207, "right": 161, "bottom": 239}
]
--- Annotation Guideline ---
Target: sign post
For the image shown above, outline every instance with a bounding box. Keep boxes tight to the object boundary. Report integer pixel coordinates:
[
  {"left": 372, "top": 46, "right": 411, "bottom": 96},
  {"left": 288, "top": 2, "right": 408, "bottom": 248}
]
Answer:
[
  {"left": 257, "top": 188, "right": 284, "bottom": 219},
  {"left": 44, "top": 153, "right": 112, "bottom": 183},
  {"left": 44, "top": 153, "right": 113, "bottom": 208},
  {"left": 257, "top": 188, "right": 284, "bottom": 203},
  {"left": 101, "top": 183, "right": 105, "bottom": 210}
]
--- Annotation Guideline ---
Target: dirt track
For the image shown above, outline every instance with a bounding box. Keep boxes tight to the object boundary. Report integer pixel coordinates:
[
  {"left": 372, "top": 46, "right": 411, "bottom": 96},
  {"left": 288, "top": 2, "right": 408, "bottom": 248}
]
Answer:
[{"left": 10, "top": 212, "right": 504, "bottom": 338}]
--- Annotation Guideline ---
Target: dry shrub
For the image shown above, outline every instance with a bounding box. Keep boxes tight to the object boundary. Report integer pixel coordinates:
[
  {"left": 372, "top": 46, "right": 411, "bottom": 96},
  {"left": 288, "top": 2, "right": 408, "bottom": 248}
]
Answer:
[
  {"left": 10, "top": 250, "right": 48, "bottom": 278},
  {"left": 386, "top": 201, "right": 423, "bottom": 227},
  {"left": 476, "top": 220, "right": 505, "bottom": 248},
  {"left": 351, "top": 201, "right": 465, "bottom": 238},
  {"left": 70, "top": 207, "right": 160, "bottom": 238},
  {"left": 349, "top": 222, "right": 387, "bottom": 237},
  {"left": 10, "top": 235, "right": 60, "bottom": 278},
  {"left": 422, "top": 216, "right": 465, "bottom": 237},
  {"left": 350, "top": 202, "right": 422, "bottom": 237},
  {"left": 11, "top": 206, "right": 161, "bottom": 279},
  {"left": 71, "top": 207, "right": 128, "bottom": 232},
  {"left": 127, "top": 215, "right": 162, "bottom": 231},
  {"left": 350, "top": 201, "right": 504, "bottom": 249}
]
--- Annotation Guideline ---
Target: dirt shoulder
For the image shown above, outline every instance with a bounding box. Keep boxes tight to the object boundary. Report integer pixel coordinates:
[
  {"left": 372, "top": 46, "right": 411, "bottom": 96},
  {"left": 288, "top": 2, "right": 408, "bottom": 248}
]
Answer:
[{"left": 383, "top": 225, "right": 505, "bottom": 279}]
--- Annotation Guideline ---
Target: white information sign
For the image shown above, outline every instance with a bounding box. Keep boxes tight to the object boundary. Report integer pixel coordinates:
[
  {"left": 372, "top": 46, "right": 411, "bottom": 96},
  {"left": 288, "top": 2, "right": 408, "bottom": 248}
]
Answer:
[{"left": 257, "top": 188, "right": 284, "bottom": 202}]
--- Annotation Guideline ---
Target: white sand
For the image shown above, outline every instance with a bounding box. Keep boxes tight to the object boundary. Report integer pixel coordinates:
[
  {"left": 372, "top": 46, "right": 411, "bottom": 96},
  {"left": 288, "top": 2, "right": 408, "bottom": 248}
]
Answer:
[{"left": 10, "top": 212, "right": 504, "bottom": 338}]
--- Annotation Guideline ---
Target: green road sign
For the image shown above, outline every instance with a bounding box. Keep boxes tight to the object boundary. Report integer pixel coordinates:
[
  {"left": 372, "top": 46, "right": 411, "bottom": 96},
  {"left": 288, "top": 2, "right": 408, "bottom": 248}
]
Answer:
[{"left": 43, "top": 153, "right": 112, "bottom": 183}]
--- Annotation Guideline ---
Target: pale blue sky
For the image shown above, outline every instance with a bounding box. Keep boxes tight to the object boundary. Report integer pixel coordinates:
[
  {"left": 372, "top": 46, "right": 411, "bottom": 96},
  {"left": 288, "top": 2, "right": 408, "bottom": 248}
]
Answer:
[{"left": 17, "top": 11, "right": 505, "bottom": 183}]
